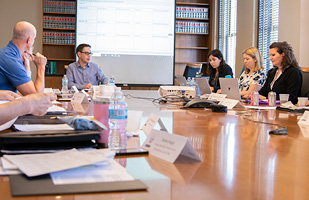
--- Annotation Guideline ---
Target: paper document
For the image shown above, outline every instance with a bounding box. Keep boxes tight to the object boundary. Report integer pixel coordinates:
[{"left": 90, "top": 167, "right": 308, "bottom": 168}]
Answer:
[
  {"left": 0, "top": 158, "right": 21, "bottom": 176},
  {"left": 245, "top": 106, "right": 276, "bottom": 110},
  {"left": 0, "top": 100, "right": 17, "bottom": 131},
  {"left": 47, "top": 105, "right": 67, "bottom": 112},
  {"left": 4, "top": 149, "right": 108, "bottom": 177},
  {"left": 50, "top": 159, "right": 134, "bottom": 185},
  {"left": 14, "top": 124, "right": 74, "bottom": 131}
]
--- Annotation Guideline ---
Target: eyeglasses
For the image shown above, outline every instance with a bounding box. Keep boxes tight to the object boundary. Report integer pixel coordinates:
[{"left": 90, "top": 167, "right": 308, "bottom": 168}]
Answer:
[{"left": 80, "top": 52, "right": 93, "bottom": 56}]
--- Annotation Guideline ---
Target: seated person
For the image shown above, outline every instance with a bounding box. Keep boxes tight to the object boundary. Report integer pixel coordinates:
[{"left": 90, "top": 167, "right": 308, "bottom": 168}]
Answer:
[
  {"left": 0, "top": 90, "right": 56, "bottom": 125},
  {"left": 207, "top": 49, "right": 233, "bottom": 93},
  {"left": 239, "top": 47, "right": 266, "bottom": 97},
  {"left": 0, "top": 21, "right": 47, "bottom": 95},
  {"left": 259, "top": 41, "right": 302, "bottom": 104},
  {"left": 66, "top": 44, "right": 108, "bottom": 90}
]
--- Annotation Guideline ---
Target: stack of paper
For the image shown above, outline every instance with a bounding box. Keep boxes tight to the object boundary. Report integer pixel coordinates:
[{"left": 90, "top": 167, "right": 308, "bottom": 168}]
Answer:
[{"left": 1, "top": 148, "right": 135, "bottom": 185}]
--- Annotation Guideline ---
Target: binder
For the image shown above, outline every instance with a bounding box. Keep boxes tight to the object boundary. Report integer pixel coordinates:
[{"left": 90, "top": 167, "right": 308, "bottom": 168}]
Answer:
[{"left": 10, "top": 174, "right": 147, "bottom": 196}]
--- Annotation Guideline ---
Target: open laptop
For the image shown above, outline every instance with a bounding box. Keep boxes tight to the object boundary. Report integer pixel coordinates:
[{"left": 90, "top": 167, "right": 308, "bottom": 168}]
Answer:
[
  {"left": 176, "top": 76, "right": 187, "bottom": 86},
  {"left": 196, "top": 78, "right": 212, "bottom": 95},
  {"left": 219, "top": 78, "right": 241, "bottom": 100}
]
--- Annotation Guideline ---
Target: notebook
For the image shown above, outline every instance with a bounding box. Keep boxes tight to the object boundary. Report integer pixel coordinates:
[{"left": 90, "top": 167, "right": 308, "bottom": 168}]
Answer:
[
  {"left": 219, "top": 78, "right": 241, "bottom": 100},
  {"left": 176, "top": 76, "right": 187, "bottom": 86},
  {"left": 196, "top": 78, "right": 212, "bottom": 95}
]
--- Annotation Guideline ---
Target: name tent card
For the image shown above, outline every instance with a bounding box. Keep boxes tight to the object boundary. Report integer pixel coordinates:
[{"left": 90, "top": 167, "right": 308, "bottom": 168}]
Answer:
[
  {"left": 142, "top": 113, "right": 167, "bottom": 136},
  {"left": 219, "top": 98, "right": 244, "bottom": 109},
  {"left": 142, "top": 129, "right": 201, "bottom": 163},
  {"left": 71, "top": 92, "right": 89, "bottom": 104},
  {"left": 298, "top": 110, "right": 309, "bottom": 126},
  {"left": 71, "top": 85, "right": 79, "bottom": 93},
  {"left": 208, "top": 93, "right": 227, "bottom": 101}
]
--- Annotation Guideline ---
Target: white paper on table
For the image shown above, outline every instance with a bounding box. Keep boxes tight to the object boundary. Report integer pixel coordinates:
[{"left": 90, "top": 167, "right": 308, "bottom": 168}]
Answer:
[
  {"left": 0, "top": 159, "right": 21, "bottom": 176},
  {"left": 47, "top": 105, "right": 67, "bottom": 112},
  {"left": 4, "top": 149, "right": 108, "bottom": 177},
  {"left": 0, "top": 100, "right": 17, "bottom": 131},
  {"left": 245, "top": 106, "right": 277, "bottom": 110},
  {"left": 1, "top": 157, "right": 18, "bottom": 170},
  {"left": 50, "top": 159, "right": 134, "bottom": 185},
  {"left": 14, "top": 124, "right": 74, "bottom": 131},
  {"left": 52, "top": 100, "right": 62, "bottom": 105}
]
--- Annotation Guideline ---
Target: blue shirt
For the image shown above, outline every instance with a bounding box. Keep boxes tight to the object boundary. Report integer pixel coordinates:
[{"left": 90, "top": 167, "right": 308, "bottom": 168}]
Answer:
[
  {"left": 66, "top": 61, "right": 108, "bottom": 89},
  {"left": 0, "top": 41, "right": 31, "bottom": 92}
]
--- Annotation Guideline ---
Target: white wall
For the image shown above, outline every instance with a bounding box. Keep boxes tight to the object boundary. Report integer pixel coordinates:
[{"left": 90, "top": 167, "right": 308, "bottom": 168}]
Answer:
[
  {"left": 0, "top": 0, "right": 42, "bottom": 80},
  {"left": 235, "top": 0, "right": 258, "bottom": 77},
  {"left": 299, "top": 0, "right": 309, "bottom": 67}
]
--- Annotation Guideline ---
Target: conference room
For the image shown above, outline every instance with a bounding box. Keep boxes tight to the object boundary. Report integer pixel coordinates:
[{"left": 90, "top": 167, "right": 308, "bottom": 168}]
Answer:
[{"left": 0, "top": 0, "right": 309, "bottom": 199}]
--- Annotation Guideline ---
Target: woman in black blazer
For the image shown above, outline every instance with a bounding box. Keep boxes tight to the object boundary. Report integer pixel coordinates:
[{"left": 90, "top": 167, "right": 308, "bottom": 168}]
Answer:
[
  {"left": 259, "top": 41, "right": 302, "bottom": 104},
  {"left": 207, "top": 49, "right": 233, "bottom": 93}
]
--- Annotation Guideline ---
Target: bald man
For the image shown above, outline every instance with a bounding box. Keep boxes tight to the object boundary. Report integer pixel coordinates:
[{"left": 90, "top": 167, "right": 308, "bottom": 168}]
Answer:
[{"left": 0, "top": 21, "right": 46, "bottom": 95}]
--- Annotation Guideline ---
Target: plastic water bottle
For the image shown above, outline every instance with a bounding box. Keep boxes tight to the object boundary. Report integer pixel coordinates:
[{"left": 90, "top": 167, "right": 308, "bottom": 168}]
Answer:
[
  {"left": 187, "top": 77, "right": 192, "bottom": 86},
  {"left": 61, "top": 75, "right": 69, "bottom": 94},
  {"left": 108, "top": 87, "right": 127, "bottom": 149},
  {"left": 192, "top": 78, "right": 200, "bottom": 97},
  {"left": 109, "top": 75, "right": 115, "bottom": 86}
]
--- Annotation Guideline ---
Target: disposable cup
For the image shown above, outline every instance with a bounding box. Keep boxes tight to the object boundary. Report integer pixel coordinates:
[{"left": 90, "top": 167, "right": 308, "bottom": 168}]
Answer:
[
  {"left": 298, "top": 97, "right": 308, "bottom": 107},
  {"left": 279, "top": 94, "right": 289, "bottom": 104}
]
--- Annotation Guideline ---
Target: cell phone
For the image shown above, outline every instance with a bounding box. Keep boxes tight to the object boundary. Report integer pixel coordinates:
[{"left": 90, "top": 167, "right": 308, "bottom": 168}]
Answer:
[{"left": 115, "top": 148, "right": 148, "bottom": 156}]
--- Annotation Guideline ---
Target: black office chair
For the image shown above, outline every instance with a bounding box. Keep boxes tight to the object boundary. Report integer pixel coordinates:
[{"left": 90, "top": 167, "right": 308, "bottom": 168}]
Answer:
[
  {"left": 183, "top": 64, "right": 202, "bottom": 79},
  {"left": 301, "top": 70, "right": 309, "bottom": 97}
]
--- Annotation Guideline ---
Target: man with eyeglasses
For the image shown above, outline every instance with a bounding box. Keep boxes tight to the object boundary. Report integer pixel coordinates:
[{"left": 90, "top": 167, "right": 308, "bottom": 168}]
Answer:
[{"left": 66, "top": 43, "right": 108, "bottom": 89}]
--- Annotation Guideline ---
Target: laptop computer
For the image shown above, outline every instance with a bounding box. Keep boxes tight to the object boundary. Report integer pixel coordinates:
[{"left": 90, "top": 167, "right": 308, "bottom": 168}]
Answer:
[
  {"left": 219, "top": 78, "right": 241, "bottom": 100},
  {"left": 176, "top": 76, "right": 187, "bottom": 86},
  {"left": 196, "top": 78, "right": 212, "bottom": 95}
]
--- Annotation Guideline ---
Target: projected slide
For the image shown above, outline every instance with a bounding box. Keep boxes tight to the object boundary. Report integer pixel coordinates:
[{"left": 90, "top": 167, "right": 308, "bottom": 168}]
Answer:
[{"left": 76, "top": 0, "right": 175, "bottom": 86}]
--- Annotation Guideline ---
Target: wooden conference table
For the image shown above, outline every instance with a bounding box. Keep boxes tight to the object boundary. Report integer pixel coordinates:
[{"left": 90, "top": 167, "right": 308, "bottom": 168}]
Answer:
[{"left": 1, "top": 90, "right": 309, "bottom": 200}]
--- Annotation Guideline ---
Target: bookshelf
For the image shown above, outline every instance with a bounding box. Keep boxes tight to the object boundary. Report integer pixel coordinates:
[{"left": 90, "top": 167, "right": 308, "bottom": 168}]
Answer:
[
  {"left": 42, "top": 0, "right": 76, "bottom": 89},
  {"left": 175, "top": 0, "right": 211, "bottom": 77}
]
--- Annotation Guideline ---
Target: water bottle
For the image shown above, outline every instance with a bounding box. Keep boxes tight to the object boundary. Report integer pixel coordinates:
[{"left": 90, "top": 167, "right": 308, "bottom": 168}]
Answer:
[
  {"left": 61, "top": 75, "right": 69, "bottom": 94},
  {"left": 192, "top": 78, "right": 200, "bottom": 97},
  {"left": 108, "top": 87, "right": 127, "bottom": 149},
  {"left": 109, "top": 75, "right": 115, "bottom": 86},
  {"left": 187, "top": 77, "right": 192, "bottom": 86}
]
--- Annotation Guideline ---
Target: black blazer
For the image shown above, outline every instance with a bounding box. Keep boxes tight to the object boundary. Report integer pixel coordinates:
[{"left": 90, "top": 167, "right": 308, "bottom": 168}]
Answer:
[
  {"left": 259, "top": 66, "right": 302, "bottom": 104},
  {"left": 208, "top": 64, "right": 233, "bottom": 93}
]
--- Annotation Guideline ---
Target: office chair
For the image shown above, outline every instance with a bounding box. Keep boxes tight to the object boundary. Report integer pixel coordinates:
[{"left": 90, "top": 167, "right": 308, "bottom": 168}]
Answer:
[
  {"left": 183, "top": 63, "right": 202, "bottom": 79},
  {"left": 301, "top": 70, "right": 309, "bottom": 97}
]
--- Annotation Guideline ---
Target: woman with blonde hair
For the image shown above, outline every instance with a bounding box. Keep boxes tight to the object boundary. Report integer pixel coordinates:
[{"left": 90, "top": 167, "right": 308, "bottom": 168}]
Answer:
[{"left": 239, "top": 47, "right": 266, "bottom": 97}]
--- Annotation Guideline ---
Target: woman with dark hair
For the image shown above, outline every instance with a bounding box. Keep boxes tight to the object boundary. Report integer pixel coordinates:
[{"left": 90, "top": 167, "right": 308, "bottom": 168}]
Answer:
[
  {"left": 259, "top": 41, "right": 302, "bottom": 104},
  {"left": 207, "top": 49, "right": 233, "bottom": 92}
]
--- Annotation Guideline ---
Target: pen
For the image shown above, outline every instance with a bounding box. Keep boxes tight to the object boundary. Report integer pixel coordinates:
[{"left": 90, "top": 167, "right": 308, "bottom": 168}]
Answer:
[
  {"left": 23, "top": 51, "right": 36, "bottom": 57},
  {"left": 46, "top": 111, "right": 68, "bottom": 115}
]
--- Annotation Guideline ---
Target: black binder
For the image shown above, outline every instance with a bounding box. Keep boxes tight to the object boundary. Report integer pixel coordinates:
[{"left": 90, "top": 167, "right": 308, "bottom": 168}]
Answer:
[{"left": 0, "top": 130, "right": 101, "bottom": 154}]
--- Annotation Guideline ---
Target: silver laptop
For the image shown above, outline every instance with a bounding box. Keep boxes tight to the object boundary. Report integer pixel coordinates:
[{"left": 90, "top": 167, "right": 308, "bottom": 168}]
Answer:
[
  {"left": 219, "top": 78, "right": 241, "bottom": 100},
  {"left": 176, "top": 76, "right": 187, "bottom": 86},
  {"left": 196, "top": 78, "right": 212, "bottom": 95}
]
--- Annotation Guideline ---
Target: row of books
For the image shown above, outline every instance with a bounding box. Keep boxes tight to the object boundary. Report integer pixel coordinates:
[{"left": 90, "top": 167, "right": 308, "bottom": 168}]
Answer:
[
  {"left": 45, "top": 61, "right": 57, "bottom": 75},
  {"left": 176, "top": 6, "right": 208, "bottom": 19},
  {"left": 43, "top": 31, "right": 75, "bottom": 45},
  {"left": 43, "top": 0, "right": 76, "bottom": 14},
  {"left": 43, "top": 16, "right": 76, "bottom": 29},
  {"left": 176, "top": 21, "right": 209, "bottom": 34}
]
